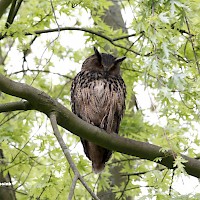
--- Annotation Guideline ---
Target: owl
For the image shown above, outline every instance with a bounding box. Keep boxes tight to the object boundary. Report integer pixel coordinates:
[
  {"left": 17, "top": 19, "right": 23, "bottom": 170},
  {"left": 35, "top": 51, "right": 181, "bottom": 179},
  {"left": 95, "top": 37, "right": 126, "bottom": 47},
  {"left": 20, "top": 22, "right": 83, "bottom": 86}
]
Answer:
[{"left": 71, "top": 47, "right": 126, "bottom": 173}]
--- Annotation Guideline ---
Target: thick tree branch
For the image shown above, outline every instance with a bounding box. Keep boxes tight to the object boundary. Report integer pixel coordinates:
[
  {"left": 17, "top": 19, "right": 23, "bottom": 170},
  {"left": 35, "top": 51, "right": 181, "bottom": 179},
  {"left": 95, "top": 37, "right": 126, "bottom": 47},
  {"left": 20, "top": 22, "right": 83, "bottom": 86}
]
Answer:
[
  {"left": 6, "top": 0, "right": 17, "bottom": 28},
  {"left": 0, "top": 74, "right": 200, "bottom": 178},
  {"left": 6, "top": 0, "right": 24, "bottom": 28},
  {"left": 0, "top": 0, "right": 12, "bottom": 19},
  {"left": 49, "top": 112, "right": 99, "bottom": 200}
]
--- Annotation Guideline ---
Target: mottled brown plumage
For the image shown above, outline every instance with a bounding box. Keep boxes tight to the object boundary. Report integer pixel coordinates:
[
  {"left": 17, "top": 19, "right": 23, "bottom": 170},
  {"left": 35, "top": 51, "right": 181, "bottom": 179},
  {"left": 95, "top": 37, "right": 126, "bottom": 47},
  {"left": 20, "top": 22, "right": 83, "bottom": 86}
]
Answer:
[{"left": 71, "top": 47, "right": 126, "bottom": 173}]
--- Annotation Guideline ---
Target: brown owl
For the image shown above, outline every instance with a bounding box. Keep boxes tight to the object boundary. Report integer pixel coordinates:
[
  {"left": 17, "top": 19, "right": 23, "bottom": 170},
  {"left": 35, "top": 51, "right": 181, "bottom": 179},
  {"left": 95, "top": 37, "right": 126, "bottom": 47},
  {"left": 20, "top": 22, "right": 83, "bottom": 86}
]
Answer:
[{"left": 71, "top": 47, "right": 126, "bottom": 173}]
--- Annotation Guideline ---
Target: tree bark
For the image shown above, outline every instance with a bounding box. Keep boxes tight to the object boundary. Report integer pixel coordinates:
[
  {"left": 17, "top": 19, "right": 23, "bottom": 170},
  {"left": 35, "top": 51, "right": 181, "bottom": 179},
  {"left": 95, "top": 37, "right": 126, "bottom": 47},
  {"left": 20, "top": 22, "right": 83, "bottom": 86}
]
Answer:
[
  {"left": 94, "top": 1, "right": 132, "bottom": 199},
  {"left": 0, "top": 150, "right": 16, "bottom": 200},
  {"left": 0, "top": 0, "right": 12, "bottom": 19}
]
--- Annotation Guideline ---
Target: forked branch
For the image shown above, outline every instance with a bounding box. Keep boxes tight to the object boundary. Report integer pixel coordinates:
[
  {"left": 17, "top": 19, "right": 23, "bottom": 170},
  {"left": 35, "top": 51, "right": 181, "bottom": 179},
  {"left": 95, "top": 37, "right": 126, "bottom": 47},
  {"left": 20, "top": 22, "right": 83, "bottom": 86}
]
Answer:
[{"left": 49, "top": 112, "right": 99, "bottom": 200}]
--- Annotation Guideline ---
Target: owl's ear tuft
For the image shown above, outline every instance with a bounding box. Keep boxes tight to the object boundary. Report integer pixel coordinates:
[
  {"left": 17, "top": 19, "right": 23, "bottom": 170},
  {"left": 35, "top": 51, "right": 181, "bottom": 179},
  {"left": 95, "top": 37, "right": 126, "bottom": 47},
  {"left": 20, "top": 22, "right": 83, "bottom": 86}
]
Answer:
[
  {"left": 114, "top": 56, "right": 126, "bottom": 64},
  {"left": 94, "top": 47, "right": 101, "bottom": 62}
]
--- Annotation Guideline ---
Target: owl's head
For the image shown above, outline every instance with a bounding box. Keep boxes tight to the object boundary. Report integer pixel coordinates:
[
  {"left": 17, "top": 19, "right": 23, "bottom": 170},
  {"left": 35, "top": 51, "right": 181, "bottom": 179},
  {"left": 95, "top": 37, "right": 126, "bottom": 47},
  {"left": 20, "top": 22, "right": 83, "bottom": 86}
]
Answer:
[{"left": 82, "top": 47, "right": 126, "bottom": 76}]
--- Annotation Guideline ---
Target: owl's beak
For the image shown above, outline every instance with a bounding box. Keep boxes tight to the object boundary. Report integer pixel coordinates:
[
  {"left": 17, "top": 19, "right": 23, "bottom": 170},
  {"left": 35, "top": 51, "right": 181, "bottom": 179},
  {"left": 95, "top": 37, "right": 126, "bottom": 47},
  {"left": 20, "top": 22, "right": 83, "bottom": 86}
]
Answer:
[{"left": 103, "top": 67, "right": 109, "bottom": 77}]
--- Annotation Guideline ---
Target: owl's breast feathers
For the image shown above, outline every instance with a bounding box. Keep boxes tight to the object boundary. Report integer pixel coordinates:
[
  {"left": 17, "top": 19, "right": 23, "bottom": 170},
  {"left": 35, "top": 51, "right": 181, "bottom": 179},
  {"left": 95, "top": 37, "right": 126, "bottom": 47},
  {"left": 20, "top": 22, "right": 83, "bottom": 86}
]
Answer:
[
  {"left": 71, "top": 70, "right": 126, "bottom": 173},
  {"left": 71, "top": 70, "right": 126, "bottom": 133}
]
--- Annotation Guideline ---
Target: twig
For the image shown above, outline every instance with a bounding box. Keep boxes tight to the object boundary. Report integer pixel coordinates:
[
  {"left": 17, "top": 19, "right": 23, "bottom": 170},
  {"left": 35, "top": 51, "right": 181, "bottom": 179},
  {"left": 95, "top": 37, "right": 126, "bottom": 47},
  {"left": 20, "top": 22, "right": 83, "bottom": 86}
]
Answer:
[
  {"left": 0, "top": 111, "right": 23, "bottom": 126},
  {"left": 112, "top": 32, "right": 143, "bottom": 41},
  {"left": 120, "top": 167, "right": 166, "bottom": 177},
  {"left": 27, "top": 0, "right": 61, "bottom": 87},
  {"left": 99, "top": 185, "right": 155, "bottom": 198},
  {"left": 0, "top": 39, "right": 15, "bottom": 65},
  {"left": 15, "top": 165, "right": 33, "bottom": 190},
  {"left": 118, "top": 175, "right": 130, "bottom": 200},
  {"left": 169, "top": 169, "right": 175, "bottom": 196},
  {"left": 68, "top": 173, "right": 79, "bottom": 200},
  {"left": 124, "top": 33, "right": 144, "bottom": 56},
  {"left": 49, "top": 112, "right": 100, "bottom": 200},
  {"left": 9, "top": 69, "right": 73, "bottom": 79},
  {"left": 22, "top": 36, "right": 37, "bottom": 63},
  {"left": 184, "top": 15, "right": 200, "bottom": 74},
  {"left": 36, "top": 172, "right": 52, "bottom": 199}
]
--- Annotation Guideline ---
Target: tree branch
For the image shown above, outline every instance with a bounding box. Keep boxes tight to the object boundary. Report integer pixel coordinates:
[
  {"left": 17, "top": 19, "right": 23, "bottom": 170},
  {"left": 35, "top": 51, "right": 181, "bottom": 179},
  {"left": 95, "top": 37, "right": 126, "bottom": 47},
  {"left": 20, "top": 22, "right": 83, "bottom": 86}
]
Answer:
[
  {"left": 184, "top": 15, "right": 200, "bottom": 74},
  {"left": 49, "top": 112, "right": 99, "bottom": 200},
  {"left": 68, "top": 173, "right": 79, "bottom": 200},
  {"left": 0, "top": 26, "right": 150, "bottom": 56},
  {"left": 0, "top": 101, "right": 32, "bottom": 112},
  {"left": 9, "top": 69, "right": 73, "bottom": 80},
  {"left": 6, "top": 0, "right": 24, "bottom": 28},
  {"left": 0, "top": 0, "right": 12, "bottom": 19},
  {"left": 32, "top": 27, "right": 148, "bottom": 56},
  {"left": 0, "top": 74, "right": 200, "bottom": 178},
  {"left": 6, "top": 0, "right": 17, "bottom": 28}
]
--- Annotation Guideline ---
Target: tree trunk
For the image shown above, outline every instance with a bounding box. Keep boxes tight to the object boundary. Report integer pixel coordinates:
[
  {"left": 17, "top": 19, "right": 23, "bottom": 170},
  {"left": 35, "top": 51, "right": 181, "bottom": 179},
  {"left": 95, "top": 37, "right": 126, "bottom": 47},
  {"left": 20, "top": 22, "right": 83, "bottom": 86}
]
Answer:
[
  {"left": 0, "top": 0, "right": 12, "bottom": 19},
  {"left": 93, "top": 1, "right": 133, "bottom": 199},
  {"left": 0, "top": 149, "right": 16, "bottom": 200}
]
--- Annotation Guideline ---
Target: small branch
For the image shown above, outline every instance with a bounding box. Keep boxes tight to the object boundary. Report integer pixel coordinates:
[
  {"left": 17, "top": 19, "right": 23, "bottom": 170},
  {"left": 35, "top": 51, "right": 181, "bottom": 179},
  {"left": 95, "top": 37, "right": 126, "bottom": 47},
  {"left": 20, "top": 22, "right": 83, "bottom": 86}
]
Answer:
[
  {"left": 0, "top": 39, "right": 15, "bottom": 65},
  {"left": 120, "top": 167, "right": 166, "bottom": 177},
  {"left": 112, "top": 32, "right": 143, "bottom": 41},
  {"left": 124, "top": 33, "right": 144, "bottom": 56},
  {"left": 36, "top": 172, "right": 52, "bottom": 199},
  {"left": 99, "top": 185, "right": 154, "bottom": 198},
  {"left": 169, "top": 169, "right": 175, "bottom": 196},
  {"left": 49, "top": 112, "right": 100, "bottom": 200},
  {"left": 22, "top": 36, "right": 37, "bottom": 63},
  {"left": 15, "top": 165, "right": 33, "bottom": 190},
  {"left": 49, "top": 112, "right": 79, "bottom": 172},
  {"left": 185, "top": 15, "right": 200, "bottom": 74},
  {"left": 118, "top": 175, "right": 130, "bottom": 200},
  {"left": 9, "top": 69, "right": 73, "bottom": 80},
  {"left": 68, "top": 173, "right": 79, "bottom": 200},
  {"left": 0, "top": 101, "right": 32, "bottom": 113},
  {"left": 0, "top": 111, "right": 23, "bottom": 126}
]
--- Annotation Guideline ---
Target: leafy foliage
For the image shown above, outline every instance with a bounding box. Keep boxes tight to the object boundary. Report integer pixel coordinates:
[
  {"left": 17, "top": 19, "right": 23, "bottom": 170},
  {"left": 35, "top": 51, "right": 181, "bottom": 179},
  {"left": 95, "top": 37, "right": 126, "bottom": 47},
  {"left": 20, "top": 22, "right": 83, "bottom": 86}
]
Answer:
[{"left": 0, "top": 0, "right": 200, "bottom": 199}]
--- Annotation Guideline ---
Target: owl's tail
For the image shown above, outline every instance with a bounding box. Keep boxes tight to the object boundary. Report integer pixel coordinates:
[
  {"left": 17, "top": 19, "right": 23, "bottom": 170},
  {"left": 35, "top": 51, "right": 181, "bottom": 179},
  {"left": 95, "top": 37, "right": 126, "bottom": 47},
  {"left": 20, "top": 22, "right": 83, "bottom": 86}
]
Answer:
[{"left": 92, "top": 162, "right": 105, "bottom": 174}]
